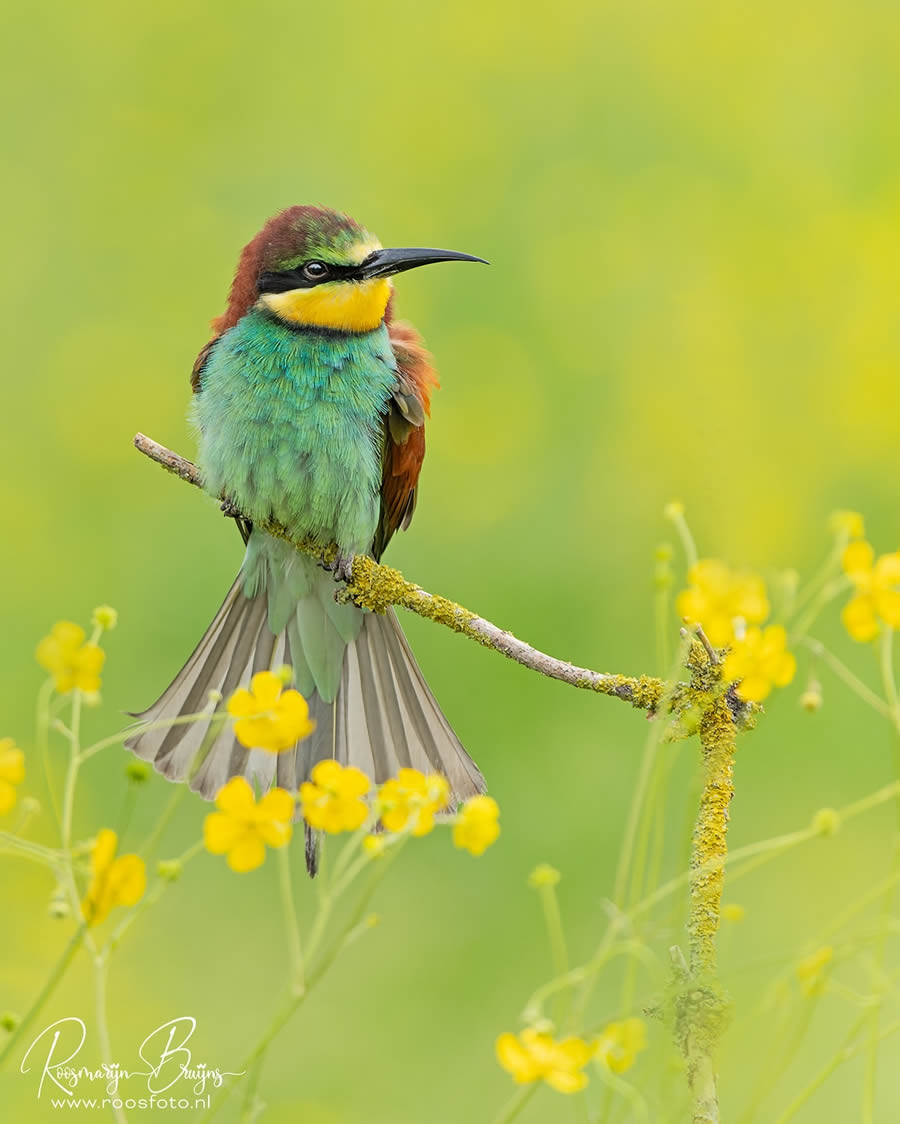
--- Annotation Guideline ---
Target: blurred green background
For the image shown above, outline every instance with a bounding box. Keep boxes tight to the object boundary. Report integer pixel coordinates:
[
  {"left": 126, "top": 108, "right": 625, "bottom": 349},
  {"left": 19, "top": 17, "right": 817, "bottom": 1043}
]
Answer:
[{"left": 2, "top": 0, "right": 900, "bottom": 1120}]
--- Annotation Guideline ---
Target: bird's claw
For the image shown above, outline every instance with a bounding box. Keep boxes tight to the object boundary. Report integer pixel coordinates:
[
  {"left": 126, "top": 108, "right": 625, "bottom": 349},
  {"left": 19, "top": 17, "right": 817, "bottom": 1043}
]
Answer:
[
  {"left": 326, "top": 552, "right": 355, "bottom": 584},
  {"left": 220, "top": 497, "right": 241, "bottom": 519}
]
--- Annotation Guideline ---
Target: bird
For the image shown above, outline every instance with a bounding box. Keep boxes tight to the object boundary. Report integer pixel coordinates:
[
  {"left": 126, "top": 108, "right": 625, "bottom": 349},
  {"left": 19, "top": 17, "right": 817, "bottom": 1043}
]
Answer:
[{"left": 127, "top": 206, "right": 488, "bottom": 858}]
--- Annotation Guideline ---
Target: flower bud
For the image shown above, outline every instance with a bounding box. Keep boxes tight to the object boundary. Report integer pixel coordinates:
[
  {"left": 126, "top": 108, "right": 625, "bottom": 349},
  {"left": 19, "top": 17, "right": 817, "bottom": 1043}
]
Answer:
[
  {"left": 157, "top": 859, "right": 182, "bottom": 882},
  {"left": 812, "top": 808, "right": 840, "bottom": 837},
  {"left": 126, "top": 760, "right": 151, "bottom": 784},
  {"left": 663, "top": 501, "right": 685, "bottom": 521},
  {"left": 92, "top": 606, "right": 118, "bottom": 632},
  {"left": 275, "top": 664, "right": 294, "bottom": 685},
  {"left": 1, "top": 1012, "right": 19, "bottom": 1033},
  {"left": 800, "top": 681, "right": 823, "bottom": 712},
  {"left": 48, "top": 890, "right": 70, "bottom": 920},
  {"left": 528, "top": 863, "right": 561, "bottom": 889}
]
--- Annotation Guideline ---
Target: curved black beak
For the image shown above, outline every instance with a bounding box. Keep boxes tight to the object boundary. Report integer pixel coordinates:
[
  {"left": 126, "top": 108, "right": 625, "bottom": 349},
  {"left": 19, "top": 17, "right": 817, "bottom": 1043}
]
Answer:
[{"left": 358, "top": 246, "right": 489, "bottom": 280}]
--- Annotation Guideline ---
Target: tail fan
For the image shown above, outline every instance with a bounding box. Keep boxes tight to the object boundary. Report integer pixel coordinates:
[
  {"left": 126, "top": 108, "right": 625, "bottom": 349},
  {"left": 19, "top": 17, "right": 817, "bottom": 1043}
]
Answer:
[{"left": 126, "top": 572, "right": 484, "bottom": 823}]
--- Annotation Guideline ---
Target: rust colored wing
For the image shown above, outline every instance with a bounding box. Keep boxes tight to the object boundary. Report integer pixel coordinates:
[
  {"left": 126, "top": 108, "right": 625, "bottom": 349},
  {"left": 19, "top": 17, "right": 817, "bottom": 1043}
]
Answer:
[
  {"left": 190, "top": 335, "right": 220, "bottom": 394},
  {"left": 373, "top": 320, "right": 440, "bottom": 561}
]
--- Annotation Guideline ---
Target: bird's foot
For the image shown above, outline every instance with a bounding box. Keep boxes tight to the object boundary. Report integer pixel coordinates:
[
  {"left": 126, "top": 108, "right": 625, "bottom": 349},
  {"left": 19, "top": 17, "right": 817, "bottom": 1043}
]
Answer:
[
  {"left": 220, "top": 496, "right": 241, "bottom": 519},
  {"left": 325, "top": 551, "right": 355, "bottom": 584}
]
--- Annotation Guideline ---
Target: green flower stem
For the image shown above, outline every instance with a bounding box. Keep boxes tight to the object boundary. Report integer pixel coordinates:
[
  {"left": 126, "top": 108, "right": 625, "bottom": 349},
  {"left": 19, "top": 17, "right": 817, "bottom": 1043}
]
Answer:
[
  {"left": 527, "top": 940, "right": 652, "bottom": 1029},
  {"left": 773, "top": 1009, "right": 871, "bottom": 1124},
  {"left": 278, "top": 844, "right": 304, "bottom": 989},
  {"left": 596, "top": 1064, "right": 650, "bottom": 1124},
  {"left": 199, "top": 840, "right": 404, "bottom": 1123},
  {"left": 93, "top": 948, "right": 127, "bottom": 1124},
  {"left": 801, "top": 638, "right": 890, "bottom": 718},
  {"left": 738, "top": 994, "right": 822, "bottom": 1124},
  {"left": 36, "top": 677, "right": 61, "bottom": 830},
  {"left": 788, "top": 575, "right": 851, "bottom": 642},
  {"left": 667, "top": 508, "right": 699, "bottom": 570},
  {"left": 491, "top": 1084, "right": 537, "bottom": 1124},
  {"left": 790, "top": 538, "right": 846, "bottom": 619},
  {"left": 861, "top": 628, "right": 900, "bottom": 1123},
  {"left": 536, "top": 880, "right": 569, "bottom": 1024},
  {"left": 107, "top": 844, "right": 203, "bottom": 954},
  {"left": 138, "top": 784, "right": 188, "bottom": 858},
  {"left": 0, "top": 832, "right": 63, "bottom": 867},
  {"left": 613, "top": 637, "right": 690, "bottom": 907},
  {"left": 60, "top": 694, "right": 82, "bottom": 852},
  {"left": 0, "top": 923, "right": 86, "bottom": 1069},
  {"left": 79, "top": 711, "right": 226, "bottom": 764}
]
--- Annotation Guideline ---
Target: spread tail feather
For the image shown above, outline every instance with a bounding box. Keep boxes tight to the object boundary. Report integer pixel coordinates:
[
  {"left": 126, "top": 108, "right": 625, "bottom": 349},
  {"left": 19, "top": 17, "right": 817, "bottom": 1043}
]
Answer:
[{"left": 126, "top": 578, "right": 484, "bottom": 812}]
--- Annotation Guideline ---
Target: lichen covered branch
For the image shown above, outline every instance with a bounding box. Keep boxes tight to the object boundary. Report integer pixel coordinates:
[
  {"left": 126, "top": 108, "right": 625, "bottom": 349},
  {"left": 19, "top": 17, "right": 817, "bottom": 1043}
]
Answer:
[
  {"left": 670, "top": 642, "right": 738, "bottom": 1124},
  {"left": 133, "top": 432, "right": 667, "bottom": 711}
]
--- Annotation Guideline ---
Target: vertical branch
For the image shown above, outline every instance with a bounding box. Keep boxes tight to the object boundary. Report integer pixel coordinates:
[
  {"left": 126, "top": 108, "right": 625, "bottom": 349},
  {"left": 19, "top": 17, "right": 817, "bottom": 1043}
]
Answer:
[
  {"left": 689, "top": 697, "right": 737, "bottom": 975},
  {"left": 672, "top": 647, "right": 737, "bottom": 1124}
]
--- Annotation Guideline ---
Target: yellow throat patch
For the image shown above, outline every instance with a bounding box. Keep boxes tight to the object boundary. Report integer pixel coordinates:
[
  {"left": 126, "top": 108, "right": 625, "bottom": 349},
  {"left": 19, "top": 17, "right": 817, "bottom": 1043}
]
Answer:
[{"left": 259, "top": 277, "right": 393, "bottom": 333}]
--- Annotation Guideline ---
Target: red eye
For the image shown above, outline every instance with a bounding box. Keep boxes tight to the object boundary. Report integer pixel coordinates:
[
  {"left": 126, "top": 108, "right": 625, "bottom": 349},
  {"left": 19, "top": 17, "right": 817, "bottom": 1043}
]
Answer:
[{"left": 302, "top": 261, "right": 329, "bottom": 281}]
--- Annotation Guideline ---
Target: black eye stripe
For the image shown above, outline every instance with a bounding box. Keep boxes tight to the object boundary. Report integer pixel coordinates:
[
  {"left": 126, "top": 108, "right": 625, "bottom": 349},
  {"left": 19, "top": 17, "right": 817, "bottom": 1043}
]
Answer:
[{"left": 258, "top": 259, "right": 365, "bottom": 294}]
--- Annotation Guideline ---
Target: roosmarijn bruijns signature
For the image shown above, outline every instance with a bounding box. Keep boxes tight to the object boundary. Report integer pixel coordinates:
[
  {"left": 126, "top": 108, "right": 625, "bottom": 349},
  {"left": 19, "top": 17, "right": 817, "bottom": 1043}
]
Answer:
[{"left": 20, "top": 1016, "right": 244, "bottom": 1106}]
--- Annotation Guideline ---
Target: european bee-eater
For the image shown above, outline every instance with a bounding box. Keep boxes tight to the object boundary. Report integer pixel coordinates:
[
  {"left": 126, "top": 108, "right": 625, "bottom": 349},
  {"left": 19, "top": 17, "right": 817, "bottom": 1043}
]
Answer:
[{"left": 128, "top": 206, "right": 487, "bottom": 845}]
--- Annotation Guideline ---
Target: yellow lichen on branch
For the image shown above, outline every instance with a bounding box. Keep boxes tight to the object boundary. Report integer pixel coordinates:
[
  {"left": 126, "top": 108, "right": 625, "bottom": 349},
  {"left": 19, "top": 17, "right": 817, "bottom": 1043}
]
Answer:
[{"left": 133, "top": 433, "right": 672, "bottom": 713}]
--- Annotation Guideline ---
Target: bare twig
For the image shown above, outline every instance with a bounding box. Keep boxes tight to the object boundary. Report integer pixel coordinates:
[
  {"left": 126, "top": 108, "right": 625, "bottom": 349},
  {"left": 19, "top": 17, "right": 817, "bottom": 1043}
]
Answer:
[{"left": 133, "top": 433, "right": 668, "bottom": 712}]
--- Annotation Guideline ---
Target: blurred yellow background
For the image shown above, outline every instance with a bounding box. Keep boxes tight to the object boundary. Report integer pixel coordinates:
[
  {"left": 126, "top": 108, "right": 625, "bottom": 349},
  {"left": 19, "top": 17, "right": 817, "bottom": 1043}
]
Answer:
[{"left": 2, "top": 1, "right": 900, "bottom": 1120}]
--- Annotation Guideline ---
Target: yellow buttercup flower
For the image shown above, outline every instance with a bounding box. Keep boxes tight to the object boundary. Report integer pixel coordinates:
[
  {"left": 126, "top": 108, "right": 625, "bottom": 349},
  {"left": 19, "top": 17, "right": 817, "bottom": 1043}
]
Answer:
[
  {"left": 722, "top": 625, "right": 796, "bottom": 702},
  {"left": 81, "top": 829, "right": 146, "bottom": 926},
  {"left": 0, "top": 738, "right": 25, "bottom": 815},
  {"left": 227, "top": 670, "right": 316, "bottom": 753},
  {"left": 36, "top": 621, "right": 105, "bottom": 694},
  {"left": 595, "top": 1017, "right": 647, "bottom": 1075},
  {"left": 378, "top": 768, "right": 450, "bottom": 837},
  {"left": 796, "top": 945, "right": 833, "bottom": 996},
  {"left": 840, "top": 541, "right": 900, "bottom": 642},
  {"left": 452, "top": 795, "right": 500, "bottom": 856},
  {"left": 300, "top": 760, "right": 370, "bottom": 833},
  {"left": 204, "top": 777, "right": 294, "bottom": 872},
  {"left": 676, "top": 560, "right": 769, "bottom": 647},
  {"left": 496, "top": 1028, "right": 596, "bottom": 1093},
  {"left": 828, "top": 510, "right": 865, "bottom": 541}
]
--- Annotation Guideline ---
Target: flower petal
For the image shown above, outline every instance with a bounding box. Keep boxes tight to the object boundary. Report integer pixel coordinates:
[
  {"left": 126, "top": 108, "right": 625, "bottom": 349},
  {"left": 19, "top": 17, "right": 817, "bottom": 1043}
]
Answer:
[{"left": 228, "top": 835, "right": 267, "bottom": 873}]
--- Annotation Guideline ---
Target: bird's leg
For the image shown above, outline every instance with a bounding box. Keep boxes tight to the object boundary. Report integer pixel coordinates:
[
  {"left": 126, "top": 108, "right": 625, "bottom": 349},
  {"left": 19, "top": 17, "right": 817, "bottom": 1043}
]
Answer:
[{"left": 325, "top": 550, "right": 355, "bottom": 584}]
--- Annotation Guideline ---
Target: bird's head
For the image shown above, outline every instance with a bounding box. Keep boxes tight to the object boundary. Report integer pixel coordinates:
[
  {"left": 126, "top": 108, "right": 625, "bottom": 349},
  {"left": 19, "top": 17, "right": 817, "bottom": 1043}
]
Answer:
[{"left": 216, "top": 206, "right": 486, "bottom": 335}]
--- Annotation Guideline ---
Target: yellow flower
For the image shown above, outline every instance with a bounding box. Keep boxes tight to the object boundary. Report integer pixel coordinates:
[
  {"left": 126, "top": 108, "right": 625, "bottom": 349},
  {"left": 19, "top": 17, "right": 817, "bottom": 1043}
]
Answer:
[
  {"left": 595, "top": 1017, "right": 647, "bottom": 1075},
  {"left": 828, "top": 510, "right": 865, "bottom": 540},
  {"left": 722, "top": 903, "right": 746, "bottom": 923},
  {"left": 36, "top": 621, "right": 105, "bottom": 694},
  {"left": 796, "top": 945, "right": 833, "bottom": 996},
  {"left": 840, "top": 541, "right": 900, "bottom": 642},
  {"left": 722, "top": 625, "right": 796, "bottom": 702},
  {"left": 299, "top": 760, "right": 370, "bottom": 834},
  {"left": 227, "top": 670, "right": 316, "bottom": 753},
  {"left": 378, "top": 768, "right": 450, "bottom": 837},
  {"left": 203, "top": 777, "right": 294, "bottom": 872},
  {"left": 496, "top": 1028, "right": 596, "bottom": 1093},
  {"left": 453, "top": 795, "right": 500, "bottom": 856},
  {"left": 0, "top": 738, "right": 25, "bottom": 815},
  {"left": 676, "top": 560, "right": 769, "bottom": 647},
  {"left": 81, "top": 829, "right": 146, "bottom": 926}
]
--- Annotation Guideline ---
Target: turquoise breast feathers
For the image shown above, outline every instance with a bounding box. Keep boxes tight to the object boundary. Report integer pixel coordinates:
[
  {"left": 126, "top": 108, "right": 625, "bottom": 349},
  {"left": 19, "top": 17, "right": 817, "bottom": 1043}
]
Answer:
[{"left": 192, "top": 308, "right": 397, "bottom": 553}]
